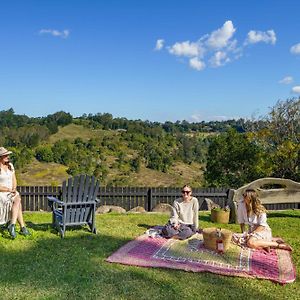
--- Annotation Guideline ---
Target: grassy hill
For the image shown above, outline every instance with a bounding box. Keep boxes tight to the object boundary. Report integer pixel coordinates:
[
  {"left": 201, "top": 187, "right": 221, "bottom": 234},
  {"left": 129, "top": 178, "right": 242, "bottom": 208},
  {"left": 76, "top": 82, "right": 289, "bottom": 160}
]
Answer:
[
  {"left": 17, "top": 124, "right": 205, "bottom": 187},
  {"left": 48, "top": 123, "right": 118, "bottom": 143}
]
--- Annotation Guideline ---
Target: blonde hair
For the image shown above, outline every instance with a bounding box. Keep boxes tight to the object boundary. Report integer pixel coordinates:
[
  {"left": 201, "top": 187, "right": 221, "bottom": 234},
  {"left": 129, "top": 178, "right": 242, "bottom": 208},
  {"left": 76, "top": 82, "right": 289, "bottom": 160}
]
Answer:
[{"left": 243, "top": 189, "right": 266, "bottom": 216}]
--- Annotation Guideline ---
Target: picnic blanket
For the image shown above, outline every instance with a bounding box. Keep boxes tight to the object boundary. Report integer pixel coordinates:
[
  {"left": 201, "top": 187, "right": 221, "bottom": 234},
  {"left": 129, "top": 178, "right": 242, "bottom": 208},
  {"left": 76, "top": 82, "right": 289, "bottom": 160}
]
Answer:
[{"left": 106, "top": 231, "right": 296, "bottom": 284}]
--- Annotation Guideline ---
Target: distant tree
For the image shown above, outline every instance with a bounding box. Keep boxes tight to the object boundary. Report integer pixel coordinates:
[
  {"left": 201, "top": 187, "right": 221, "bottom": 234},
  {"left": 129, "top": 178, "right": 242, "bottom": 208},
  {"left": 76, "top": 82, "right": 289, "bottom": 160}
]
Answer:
[
  {"left": 35, "top": 145, "right": 54, "bottom": 162},
  {"left": 251, "top": 98, "right": 300, "bottom": 180},
  {"left": 93, "top": 164, "right": 109, "bottom": 181},
  {"left": 10, "top": 147, "right": 34, "bottom": 169},
  {"left": 204, "top": 129, "right": 268, "bottom": 188},
  {"left": 3, "top": 125, "right": 50, "bottom": 147},
  {"left": 130, "top": 157, "right": 141, "bottom": 172},
  {"left": 0, "top": 108, "right": 30, "bottom": 128},
  {"left": 52, "top": 140, "right": 75, "bottom": 165},
  {"left": 45, "top": 111, "right": 73, "bottom": 127},
  {"left": 45, "top": 121, "right": 58, "bottom": 134}
]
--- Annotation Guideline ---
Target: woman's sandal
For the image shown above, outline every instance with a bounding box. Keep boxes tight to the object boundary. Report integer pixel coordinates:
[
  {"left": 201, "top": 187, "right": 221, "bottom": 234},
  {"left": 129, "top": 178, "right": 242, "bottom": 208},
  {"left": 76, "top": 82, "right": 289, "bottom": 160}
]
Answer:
[{"left": 277, "top": 243, "right": 293, "bottom": 251}]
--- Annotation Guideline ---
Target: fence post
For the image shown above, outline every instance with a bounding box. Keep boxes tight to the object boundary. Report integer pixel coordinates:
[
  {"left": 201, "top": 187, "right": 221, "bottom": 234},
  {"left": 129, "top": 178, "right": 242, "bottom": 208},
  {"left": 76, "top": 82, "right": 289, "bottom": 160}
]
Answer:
[{"left": 147, "top": 188, "right": 152, "bottom": 212}]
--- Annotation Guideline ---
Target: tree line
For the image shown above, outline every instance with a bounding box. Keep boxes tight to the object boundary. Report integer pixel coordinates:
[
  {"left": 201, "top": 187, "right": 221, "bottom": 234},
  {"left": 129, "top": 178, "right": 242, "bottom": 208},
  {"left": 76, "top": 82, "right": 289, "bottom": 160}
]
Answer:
[{"left": 0, "top": 97, "right": 299, "bottom": 187}]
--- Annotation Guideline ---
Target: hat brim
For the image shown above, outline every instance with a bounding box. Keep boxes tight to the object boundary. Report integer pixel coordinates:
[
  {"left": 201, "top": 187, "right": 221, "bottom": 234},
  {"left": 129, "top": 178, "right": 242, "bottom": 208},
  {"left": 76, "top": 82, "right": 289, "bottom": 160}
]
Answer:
[{"left": 0, "top": 151, "right": 12, "bottom": 157}]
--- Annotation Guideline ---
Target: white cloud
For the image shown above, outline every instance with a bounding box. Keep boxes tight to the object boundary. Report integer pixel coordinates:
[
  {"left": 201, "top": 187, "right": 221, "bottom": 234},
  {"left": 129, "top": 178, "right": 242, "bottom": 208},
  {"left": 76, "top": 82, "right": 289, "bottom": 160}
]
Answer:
[
  {"left": 210, "top": 51, "right": 230, "bottom": 67},
  {"left": 159, "top": 20, "right": 276, "bottom": 71},
  {"left": 290, "top": 43, "right": 300, "bottom": 54},
  {"left": 168, "top": 41, "right": 201, "bottom": 57},
  {"left": 292, "top": 86, "right": 300, "bottom": 94},
  {"left": 189, "top": 57, "right": 205, "bottom": 71},
  {"left": 206, "top": 20, "right": 236, "bottom": 49},
  {"left": 190, "top": 113, "right": 229, "bottom": 122},
  {"left": 245, "top": 30, "right": 276, "bottom": 45},
  {"left": 155, "top": 39, "right": 164, "bottom": 51},
  {"left": 39, "top": 29, "right": 70, "bottom": 39},
  {"left": 279, "top": 76, "right": 293, "bottom": 84}
]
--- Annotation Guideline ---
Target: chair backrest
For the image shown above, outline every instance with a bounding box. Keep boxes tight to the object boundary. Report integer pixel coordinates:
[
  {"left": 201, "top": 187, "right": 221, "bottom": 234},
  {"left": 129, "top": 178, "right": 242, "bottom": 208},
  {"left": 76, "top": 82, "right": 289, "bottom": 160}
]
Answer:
[{"left": 61, "top": 175, "right": 100, "bottom": 203}]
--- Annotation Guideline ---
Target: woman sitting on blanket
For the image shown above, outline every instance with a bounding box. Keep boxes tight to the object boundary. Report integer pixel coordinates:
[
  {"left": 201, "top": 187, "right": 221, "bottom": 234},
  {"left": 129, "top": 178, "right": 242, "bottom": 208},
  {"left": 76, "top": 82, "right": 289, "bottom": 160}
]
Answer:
[
  {"left": 162, "top": 185, "right": 199, "bottom": 240},
  {"left": 0, "top": 147, "right": 30, "bottom": 239},
  {"left": 237, "top": 189, "right": 292, "bottom": 251}
]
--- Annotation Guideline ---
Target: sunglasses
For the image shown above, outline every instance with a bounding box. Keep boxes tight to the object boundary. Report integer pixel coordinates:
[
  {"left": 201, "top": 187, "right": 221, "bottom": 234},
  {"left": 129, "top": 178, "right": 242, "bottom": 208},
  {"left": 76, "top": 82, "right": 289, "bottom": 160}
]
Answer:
[{"left": 182, "top": 190, "right": 191, "bottom": 194}]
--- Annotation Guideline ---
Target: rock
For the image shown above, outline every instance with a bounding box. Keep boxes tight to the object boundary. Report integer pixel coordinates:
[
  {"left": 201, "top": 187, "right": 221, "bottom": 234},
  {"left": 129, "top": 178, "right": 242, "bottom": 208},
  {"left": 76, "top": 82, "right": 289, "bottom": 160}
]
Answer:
[
  {"left": 96, "top": 205, "right": 126, "bottom": 214},
  {"left": 152, "top": 203, "right": 173, "bottom": 213},
  {"left": 204, "top": 198, "right": 220, "bottom": 211},
  {"left": 96, "top": 205, "right": 111, "bottom": 214},
  {"left": 129, "top": 206, "right": 146, "bottom": 213},
  {"left": 109, "top": 206, "right": 126, "bottom": 213}
]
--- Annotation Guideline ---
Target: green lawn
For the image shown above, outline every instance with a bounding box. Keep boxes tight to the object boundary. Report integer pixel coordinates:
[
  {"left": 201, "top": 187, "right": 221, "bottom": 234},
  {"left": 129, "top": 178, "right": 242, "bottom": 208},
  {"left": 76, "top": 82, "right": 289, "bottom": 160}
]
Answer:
[{"left": 0, "top": 211, "right": 299, "bottom": 300}]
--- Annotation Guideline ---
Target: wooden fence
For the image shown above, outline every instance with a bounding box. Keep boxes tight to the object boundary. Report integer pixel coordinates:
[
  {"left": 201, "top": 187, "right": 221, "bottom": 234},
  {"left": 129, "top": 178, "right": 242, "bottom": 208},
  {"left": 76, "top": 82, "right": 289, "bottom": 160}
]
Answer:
[
  {"left": 17, "top": 186, "right": 299, "bottom": 212},
  {"left": 17, "top": 186, "right": 229, "bottom": 212}
]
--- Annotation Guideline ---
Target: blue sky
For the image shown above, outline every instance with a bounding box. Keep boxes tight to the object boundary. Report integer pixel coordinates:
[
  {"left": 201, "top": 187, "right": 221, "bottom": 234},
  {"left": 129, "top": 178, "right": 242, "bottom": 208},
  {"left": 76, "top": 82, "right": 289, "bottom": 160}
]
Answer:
[{"left": 0, "top": 0, "right": 300, "bottom": 122}]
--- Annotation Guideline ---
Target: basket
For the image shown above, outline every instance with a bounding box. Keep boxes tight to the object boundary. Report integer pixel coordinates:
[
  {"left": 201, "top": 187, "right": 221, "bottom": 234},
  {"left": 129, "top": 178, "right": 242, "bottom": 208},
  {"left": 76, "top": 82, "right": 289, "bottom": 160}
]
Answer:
[
  {"left": 202, "top": 227, "right": 232, "bottom": 252},
  {"left": 210, "top": 209, "right": 230, "bottom": 224}
]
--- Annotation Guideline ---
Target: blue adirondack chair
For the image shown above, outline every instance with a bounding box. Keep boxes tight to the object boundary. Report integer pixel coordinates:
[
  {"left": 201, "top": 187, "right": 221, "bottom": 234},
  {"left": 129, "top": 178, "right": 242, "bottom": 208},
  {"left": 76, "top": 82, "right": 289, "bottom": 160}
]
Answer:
[{"left": 47, "top": 175, "right": 100, "bottom": 238}]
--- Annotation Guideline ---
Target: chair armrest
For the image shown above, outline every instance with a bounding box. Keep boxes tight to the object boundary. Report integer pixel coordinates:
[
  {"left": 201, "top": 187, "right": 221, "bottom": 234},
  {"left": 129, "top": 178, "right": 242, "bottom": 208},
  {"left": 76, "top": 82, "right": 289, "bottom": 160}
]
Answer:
[{"left": 47, "top": 196, "right": 64, "bottom": 206}]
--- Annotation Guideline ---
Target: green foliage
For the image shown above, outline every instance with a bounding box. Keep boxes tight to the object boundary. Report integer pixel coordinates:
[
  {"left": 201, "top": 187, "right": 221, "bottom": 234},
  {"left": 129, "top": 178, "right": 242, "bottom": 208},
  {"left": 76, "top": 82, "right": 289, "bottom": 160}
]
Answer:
[
  {"left": 0, "top": 108, "right": 30, "bottom": 128},
  {"left": 250, "top": 98, "right": 300, "bottom": 181},
  {"left": 93, "top": 164, "right": 109, "bottom": 181},
  {"left": 52, "top": 140, "right": 75, "bottom": 165},
  {"left": 0, "top": 109, "right": 73, "bottom": 148},
  {"left": 9, "top": 146, "right": 34, "bottom": 169},
  {"left": 130, "top": 157, "right": 141, "bottom": 172},
  {"left": 35, "top": 145, "right": 54, "bottom": 162},
  {"left": 204, "top": 129, "right": 267, "bottom": 188},
  {"left": 2, "top": 125, "right": 50, "bottom": 147},
  {"left": 3, "top": 99, "right": 299, "bottom": 187}
]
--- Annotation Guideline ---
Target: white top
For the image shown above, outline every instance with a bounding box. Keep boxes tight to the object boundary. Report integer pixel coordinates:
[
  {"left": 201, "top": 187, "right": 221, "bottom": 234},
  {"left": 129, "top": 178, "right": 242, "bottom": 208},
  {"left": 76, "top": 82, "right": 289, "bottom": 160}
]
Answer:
[
  {"left": 169, "top": 196, "right": 199, "bottom": 229},
  {"left": 0, "top": 163, "right": 14, "bottom": 190},
  {"left": 237, "top": 199, "right": 271, "bottom": 232},
  {"left": 0, "top": 163, "right": 15, "bottom": 224}
]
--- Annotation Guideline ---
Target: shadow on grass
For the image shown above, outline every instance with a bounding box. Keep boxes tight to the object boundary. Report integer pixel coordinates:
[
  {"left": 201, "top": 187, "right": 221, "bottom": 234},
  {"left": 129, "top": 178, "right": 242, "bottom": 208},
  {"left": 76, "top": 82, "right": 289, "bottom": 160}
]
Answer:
[
  {"left": 267, "top": 211, "right": 300, "bottom": 219},
  {"left": 200, "top": 214, "right": 211, "bottom": 223},
  {"left": 26, "top": 221, "right": 52, "bottom": 231},
  {"left": 137, "top": 223, "right": 155, "bottom": 229}
]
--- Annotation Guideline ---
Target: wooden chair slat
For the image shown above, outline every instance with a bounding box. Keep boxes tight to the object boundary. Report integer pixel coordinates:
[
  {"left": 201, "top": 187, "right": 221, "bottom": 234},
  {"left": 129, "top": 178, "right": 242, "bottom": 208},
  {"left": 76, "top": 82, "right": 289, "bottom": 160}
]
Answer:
[
  {"left": 67, "top": 177, "right": 73, "bottom": 203},
  {"left": 77, "top": 175, "right": 86, "bottom": 203}
]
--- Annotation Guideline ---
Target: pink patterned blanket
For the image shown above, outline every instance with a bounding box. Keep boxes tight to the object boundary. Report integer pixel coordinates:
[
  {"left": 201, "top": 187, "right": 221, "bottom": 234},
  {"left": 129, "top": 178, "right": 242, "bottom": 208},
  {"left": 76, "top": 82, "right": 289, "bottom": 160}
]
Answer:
[{"left": 106, "top": 232, "right": 296, "bottom": 284}]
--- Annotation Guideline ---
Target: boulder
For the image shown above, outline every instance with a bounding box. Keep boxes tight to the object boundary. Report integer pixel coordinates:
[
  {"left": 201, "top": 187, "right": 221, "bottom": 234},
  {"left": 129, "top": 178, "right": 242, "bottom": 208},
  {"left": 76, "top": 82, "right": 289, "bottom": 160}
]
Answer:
[
  {"left": 96, "top": 205, "right": 126, "bottom": 214},
  {"left": 152, "top": 203, "right": 173, "bottom": 213},
  {"left": 204, "top": 198, "right": 220, "bottom": 211},
  {"left": 129, "top": 206, "right": 147, "bottom": 213},
  {"left": 109, "top": 206, "right": 126, "bottom": 213},
  {"left": 96, "top": 205, "right": 111, "bottom": 214}
]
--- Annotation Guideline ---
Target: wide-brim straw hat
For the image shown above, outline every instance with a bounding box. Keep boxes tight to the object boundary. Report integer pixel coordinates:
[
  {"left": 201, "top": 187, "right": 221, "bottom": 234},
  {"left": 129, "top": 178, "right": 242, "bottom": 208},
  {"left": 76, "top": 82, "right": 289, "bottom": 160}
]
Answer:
[{"left": 0, "top": 147, "right": 12, "bottom": 157}]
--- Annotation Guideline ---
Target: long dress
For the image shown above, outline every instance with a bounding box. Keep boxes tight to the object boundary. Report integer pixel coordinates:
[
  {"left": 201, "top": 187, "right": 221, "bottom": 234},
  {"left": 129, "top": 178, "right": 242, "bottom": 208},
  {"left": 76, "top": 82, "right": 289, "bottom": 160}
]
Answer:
[{"left": 0, "top": 163, "right": 17, "bottom": 225}]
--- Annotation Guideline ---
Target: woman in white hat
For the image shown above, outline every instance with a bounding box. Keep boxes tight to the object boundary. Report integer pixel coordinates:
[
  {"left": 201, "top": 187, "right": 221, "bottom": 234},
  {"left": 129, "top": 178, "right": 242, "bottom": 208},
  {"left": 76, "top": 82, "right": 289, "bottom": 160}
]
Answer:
[{"left": 0, "top": 147, "right": 30, "bottom": 239}]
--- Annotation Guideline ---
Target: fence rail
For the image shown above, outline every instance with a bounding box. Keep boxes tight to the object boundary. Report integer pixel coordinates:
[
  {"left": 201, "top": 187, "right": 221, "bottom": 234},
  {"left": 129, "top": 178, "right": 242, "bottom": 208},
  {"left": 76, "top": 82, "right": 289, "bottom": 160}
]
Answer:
[
  {"left": 17, "top": 186, "right": 229, "bottom": 212},
  {"left": 17, "top": 186, "right": 299, "bottom": 212}
]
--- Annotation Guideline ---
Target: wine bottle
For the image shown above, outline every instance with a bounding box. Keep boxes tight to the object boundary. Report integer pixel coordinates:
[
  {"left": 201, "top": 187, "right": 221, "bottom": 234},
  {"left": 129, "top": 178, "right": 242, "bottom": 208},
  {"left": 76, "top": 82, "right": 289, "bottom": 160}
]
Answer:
[{"left": 216, "top": 228, "right": 224, "bottom": 254}]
